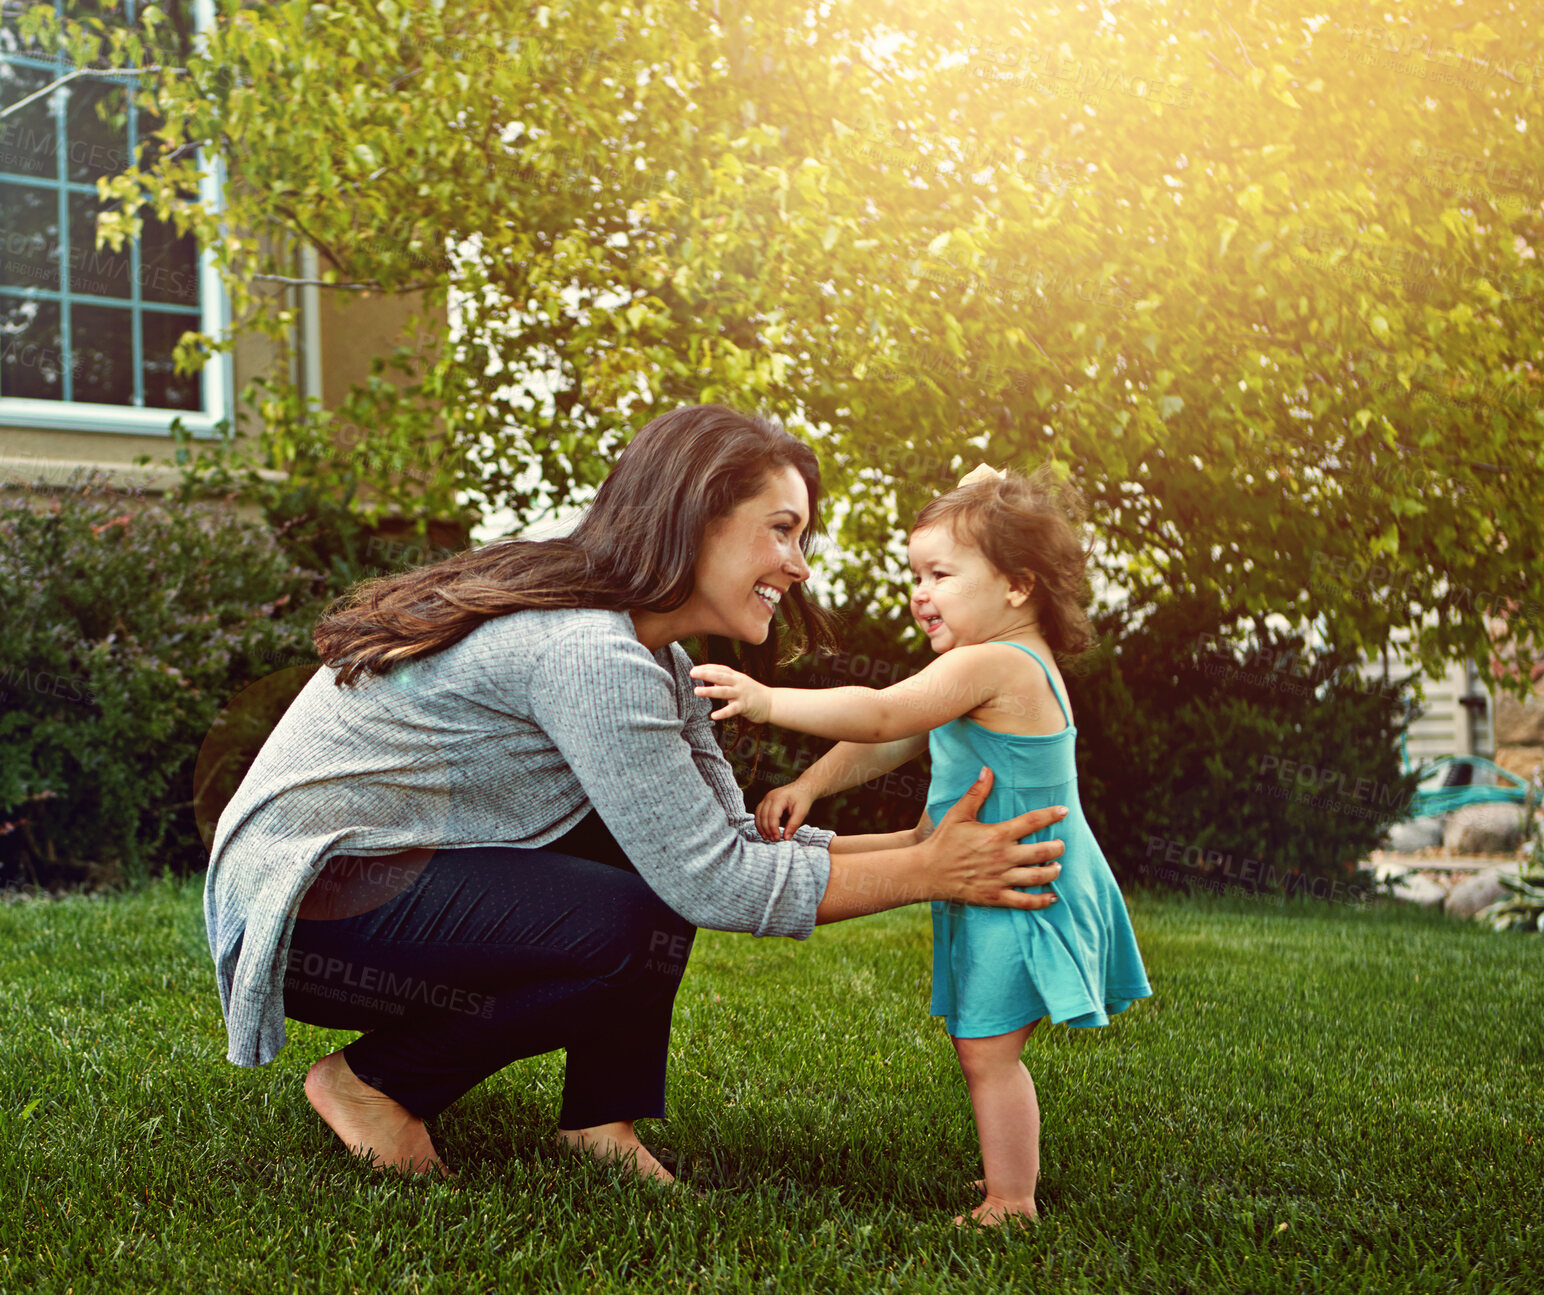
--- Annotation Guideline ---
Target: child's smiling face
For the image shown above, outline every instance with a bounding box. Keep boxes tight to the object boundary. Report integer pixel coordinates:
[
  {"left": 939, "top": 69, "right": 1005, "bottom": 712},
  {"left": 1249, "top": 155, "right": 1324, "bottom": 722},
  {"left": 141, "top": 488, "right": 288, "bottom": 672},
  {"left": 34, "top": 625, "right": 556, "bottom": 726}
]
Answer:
[{"left": 907, "top": 522, "right": 1031, "bottom": 652}]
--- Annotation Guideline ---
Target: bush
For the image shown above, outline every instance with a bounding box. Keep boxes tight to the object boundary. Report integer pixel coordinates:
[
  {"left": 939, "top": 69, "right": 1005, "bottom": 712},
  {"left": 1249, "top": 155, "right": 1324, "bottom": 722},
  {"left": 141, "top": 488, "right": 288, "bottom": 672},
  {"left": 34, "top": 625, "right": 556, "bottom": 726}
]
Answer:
[
  {"left": 1066, "top": 597, "right": 1421, "bottom": 901},
  {"left": 161, "top": 413, "right": 472, "bottom": 599},
  {"left": 727, "top": 595, "right": 1419, "bottom": 903},
  {"left": 0, "top": 476, "right": 323, "bottom": 889}
]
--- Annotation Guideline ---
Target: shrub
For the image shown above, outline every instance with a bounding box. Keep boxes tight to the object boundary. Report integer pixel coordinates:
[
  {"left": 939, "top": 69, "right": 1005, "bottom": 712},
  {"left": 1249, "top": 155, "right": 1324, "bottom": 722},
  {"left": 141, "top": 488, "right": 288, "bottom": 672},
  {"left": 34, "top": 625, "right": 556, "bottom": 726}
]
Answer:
[
  {"left": 0, "top": 476, "right": 323, "bottom": 889},
  {"left": 1066, "top": 597, "right": 1421, "bottom": 902},
  {"left": 161, "top": 413, "right": 471, "bottom": 600}
]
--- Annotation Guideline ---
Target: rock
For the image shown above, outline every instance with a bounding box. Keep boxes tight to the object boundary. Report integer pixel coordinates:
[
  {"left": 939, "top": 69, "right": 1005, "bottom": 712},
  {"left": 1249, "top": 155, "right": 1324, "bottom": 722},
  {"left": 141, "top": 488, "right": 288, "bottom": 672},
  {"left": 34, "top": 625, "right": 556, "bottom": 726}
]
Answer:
[
  {"left": 1442, "top": 803, "right": 1532, "bottom": 854},
  {"left": 1384, "top": 872, "right": 1447, "bottom": 907},
  {"left": 1443, "top": 864, "right": 1523, "bottom": 919},
  {"left": 1494, "top": 692, "right": 1544, "bottom": 745},
  {"left": 1493, "top": 745, "right": 1543, "bottom": 782},
  {"left": 1385, "top": 815, "right": 1446, "bottom": 853}
]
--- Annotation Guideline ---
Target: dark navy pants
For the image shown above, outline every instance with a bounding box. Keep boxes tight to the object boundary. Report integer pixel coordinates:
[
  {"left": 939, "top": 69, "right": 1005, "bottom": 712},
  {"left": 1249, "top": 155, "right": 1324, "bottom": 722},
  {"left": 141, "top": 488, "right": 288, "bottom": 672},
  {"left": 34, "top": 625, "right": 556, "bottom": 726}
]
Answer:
[{"left": 283, "top": 812, "right": 697, "bottom": 1128}]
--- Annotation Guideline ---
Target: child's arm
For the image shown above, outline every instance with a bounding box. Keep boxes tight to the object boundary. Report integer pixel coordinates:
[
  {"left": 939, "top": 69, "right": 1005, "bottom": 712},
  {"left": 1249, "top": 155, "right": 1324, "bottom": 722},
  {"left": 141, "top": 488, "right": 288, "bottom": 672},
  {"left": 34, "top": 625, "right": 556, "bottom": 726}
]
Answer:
[
  {"left": 799, "top": 734, "right": 929, "bottom": 799},
  {"left": 758, "top": 733, "right": 927, "bottom": 840},
  {"left": 690, "top": 648, "right": 1001, "bottom": 743}
]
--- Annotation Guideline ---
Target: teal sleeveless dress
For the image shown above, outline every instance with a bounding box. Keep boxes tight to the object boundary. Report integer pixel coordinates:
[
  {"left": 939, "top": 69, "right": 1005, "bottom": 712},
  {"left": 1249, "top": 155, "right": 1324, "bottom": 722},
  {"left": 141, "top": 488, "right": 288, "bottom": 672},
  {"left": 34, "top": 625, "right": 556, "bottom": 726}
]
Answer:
[{"left": 928, "top": 644, "right": 1151, "bottom": 1038}]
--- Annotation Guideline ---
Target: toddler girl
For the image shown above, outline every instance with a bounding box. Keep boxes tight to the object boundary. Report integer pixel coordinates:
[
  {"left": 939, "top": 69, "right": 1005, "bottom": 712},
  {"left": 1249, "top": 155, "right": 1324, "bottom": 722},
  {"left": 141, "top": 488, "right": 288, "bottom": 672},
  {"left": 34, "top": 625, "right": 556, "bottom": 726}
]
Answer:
[{"left": 689, "top": 461, "right": 1151, "bottom": 1228}]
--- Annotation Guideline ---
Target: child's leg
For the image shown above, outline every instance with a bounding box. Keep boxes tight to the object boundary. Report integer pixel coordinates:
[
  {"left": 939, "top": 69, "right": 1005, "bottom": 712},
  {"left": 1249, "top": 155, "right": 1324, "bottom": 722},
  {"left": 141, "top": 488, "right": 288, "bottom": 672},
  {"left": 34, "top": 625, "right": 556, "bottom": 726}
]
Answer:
[{"left": 952, "top": 1019, "right": 1041, "bottom": 1226}]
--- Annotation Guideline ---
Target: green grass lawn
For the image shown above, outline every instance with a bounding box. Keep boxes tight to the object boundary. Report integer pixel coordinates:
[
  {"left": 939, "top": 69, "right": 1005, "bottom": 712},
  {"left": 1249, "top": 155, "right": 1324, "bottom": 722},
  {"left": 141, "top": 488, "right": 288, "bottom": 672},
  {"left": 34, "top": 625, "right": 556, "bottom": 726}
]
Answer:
[{"left": 1, "top": 879, "right": 1539, "bottom": 1294}]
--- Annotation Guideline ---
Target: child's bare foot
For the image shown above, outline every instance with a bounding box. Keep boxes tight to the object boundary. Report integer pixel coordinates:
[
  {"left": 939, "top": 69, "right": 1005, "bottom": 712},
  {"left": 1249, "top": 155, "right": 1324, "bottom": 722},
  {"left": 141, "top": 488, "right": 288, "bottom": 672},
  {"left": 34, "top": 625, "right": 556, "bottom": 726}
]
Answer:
[
  {"left": 953, "top": 1193, "right": 1038, "bottom": 1229},
  {"left": 304, "top": 1051, "right": 452, "bottom": 1179},
  {"left": 556, "top": 1121, "right": 676, "bottom": 1185}
]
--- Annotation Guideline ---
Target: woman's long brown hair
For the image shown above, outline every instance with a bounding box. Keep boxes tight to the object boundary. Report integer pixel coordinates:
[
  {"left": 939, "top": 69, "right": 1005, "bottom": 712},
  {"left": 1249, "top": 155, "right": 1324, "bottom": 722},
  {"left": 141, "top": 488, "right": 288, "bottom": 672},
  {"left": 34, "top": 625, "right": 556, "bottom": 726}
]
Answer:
[{"left": 312, "top": 404, "right": 843, "bottom": 755}]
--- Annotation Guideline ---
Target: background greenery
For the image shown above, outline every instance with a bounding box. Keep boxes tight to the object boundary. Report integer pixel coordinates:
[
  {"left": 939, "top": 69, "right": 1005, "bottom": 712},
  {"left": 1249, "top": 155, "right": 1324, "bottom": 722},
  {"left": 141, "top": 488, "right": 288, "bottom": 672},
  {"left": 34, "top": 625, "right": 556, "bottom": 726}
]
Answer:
[
  {"left": 12, "top": 0, "right": 1542, "bottom": 890},
  {"left": 0, "top": 478, "right": 320, "bottom": 889},
  {"left": 32, "top": 0, "right": 1543, "bottom": 689},
  {"left": 1, "top": 881, "right": 1539, "bottom": 1293}
]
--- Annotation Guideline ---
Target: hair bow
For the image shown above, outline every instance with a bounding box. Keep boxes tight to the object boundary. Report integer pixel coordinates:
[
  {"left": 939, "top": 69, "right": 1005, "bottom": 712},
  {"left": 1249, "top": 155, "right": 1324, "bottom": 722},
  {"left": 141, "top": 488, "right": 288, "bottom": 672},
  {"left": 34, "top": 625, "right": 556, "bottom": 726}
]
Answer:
[{"left": 957, "top": 462, "right": 1005, "bottom": 488}]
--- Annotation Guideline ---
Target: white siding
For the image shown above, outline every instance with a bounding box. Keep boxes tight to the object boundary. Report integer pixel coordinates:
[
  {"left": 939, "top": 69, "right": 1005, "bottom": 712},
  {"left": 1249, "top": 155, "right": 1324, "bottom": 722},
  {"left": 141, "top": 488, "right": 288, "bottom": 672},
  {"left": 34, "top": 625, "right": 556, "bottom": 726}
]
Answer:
[{"left": 1353, "top": 643, "right": 1494, "bottom": 767}]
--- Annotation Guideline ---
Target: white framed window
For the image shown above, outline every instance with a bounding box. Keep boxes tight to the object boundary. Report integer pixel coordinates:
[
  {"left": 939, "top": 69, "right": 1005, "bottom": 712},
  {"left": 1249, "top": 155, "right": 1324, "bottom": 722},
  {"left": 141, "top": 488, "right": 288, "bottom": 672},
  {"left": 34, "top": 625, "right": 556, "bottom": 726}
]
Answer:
[{"left": 0, "top": 0, "right": 232, "bottom": 436}]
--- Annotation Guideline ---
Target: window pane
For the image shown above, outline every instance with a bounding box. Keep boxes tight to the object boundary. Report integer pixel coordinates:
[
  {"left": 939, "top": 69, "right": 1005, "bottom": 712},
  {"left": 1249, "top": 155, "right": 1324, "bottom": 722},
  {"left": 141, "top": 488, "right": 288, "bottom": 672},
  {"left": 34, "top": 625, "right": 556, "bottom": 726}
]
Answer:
[
  {"left": 0, "top": 294, "right": 65, "bottom": 400},
  {"left": 66, "top": 193, "right": 132, "bottom": 299},
  {"left": 64, "top": 77, "right": 132, "bottom": 183},
  {"left": 141, "top": 310, "right": 202, "bottom": 410},
  {"left": 140, "top": 211, "right": 199, "bottom": 305},
  {"left": 0, "top": 63, "right": 59, "bottom": 180},
  {"left": 0, "top": 181, "right": 60, "bottom": 291},
  {"left": 71, "top": 303, "right": 135, "bottom": 404}
]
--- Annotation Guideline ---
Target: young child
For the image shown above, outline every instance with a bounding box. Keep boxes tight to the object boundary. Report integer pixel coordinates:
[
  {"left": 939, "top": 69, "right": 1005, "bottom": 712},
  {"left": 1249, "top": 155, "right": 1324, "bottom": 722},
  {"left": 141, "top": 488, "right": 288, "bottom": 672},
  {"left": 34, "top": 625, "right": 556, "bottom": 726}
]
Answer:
[{"left": 689, "top": 461, "right": 1151, "bottom": 1228}]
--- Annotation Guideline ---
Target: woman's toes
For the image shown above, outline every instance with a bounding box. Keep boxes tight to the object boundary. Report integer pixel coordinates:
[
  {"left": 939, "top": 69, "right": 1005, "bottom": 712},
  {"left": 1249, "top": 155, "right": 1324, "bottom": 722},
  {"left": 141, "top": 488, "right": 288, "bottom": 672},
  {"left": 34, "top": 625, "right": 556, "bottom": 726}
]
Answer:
[{"left": 556, "top": 1128, "right": 675, "bottom": 1184}]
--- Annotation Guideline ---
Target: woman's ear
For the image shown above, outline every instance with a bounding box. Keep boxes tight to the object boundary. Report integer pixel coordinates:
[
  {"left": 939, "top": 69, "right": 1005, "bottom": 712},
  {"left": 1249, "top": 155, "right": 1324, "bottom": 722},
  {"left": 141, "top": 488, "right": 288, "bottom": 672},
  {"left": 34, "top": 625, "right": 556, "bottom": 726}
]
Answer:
[{"left": 1009, "top": 574, "right": 1035, "bottom": 607}]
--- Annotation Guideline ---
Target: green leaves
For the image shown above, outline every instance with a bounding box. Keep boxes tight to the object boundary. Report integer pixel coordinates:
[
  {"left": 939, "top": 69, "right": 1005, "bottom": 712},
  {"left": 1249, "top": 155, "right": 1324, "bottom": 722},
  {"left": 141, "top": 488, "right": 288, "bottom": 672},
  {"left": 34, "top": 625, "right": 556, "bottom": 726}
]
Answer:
[{"left": 56, "top": 0, "right": 1543, "bottom": 697}]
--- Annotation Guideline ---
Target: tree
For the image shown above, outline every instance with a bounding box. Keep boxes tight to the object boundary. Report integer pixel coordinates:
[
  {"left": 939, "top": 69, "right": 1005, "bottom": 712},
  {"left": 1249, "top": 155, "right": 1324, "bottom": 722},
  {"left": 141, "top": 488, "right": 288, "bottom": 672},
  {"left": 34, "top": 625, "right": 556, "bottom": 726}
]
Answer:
[{"left": 30, "top": 0, "right": 1544, "bottom": 693}]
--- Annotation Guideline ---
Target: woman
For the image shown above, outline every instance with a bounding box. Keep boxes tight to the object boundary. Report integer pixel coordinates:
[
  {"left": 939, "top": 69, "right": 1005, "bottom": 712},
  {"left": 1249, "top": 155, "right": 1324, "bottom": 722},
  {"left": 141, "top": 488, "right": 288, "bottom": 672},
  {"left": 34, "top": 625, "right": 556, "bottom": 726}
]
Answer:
[{"left": 204, "top": 404, "right": 1067, "bottom": 1183}]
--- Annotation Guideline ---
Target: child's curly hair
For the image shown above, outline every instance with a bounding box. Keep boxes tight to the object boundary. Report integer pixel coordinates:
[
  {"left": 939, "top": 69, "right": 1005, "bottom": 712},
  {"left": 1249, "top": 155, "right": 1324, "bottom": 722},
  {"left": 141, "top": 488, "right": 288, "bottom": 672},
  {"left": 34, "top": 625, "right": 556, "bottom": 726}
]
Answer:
[{"left": 912, "top": 462, "right": 1099, "bottom": 662}]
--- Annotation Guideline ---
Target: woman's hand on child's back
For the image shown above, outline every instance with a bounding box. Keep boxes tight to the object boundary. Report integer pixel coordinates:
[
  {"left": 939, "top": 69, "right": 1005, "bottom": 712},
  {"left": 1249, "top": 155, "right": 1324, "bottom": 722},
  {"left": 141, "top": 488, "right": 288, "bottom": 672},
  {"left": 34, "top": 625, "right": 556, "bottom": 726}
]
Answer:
[
  {"left": 923, "top": 766, "right": 1065, "bottom": 909},
  {"left": 689, "top": 663, "right": 772, "bottom": 724},
  {"left": 757, "top": 782, "right": 815, "bottom": 840}
]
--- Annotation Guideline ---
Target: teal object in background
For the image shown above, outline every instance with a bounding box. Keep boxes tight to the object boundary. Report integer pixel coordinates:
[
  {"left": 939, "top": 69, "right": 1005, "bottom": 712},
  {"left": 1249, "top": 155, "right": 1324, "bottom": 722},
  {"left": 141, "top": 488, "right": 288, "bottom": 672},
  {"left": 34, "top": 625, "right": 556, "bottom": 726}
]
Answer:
[{"left": 1397, "top": 730, "right": 1533, "bottom": 820}]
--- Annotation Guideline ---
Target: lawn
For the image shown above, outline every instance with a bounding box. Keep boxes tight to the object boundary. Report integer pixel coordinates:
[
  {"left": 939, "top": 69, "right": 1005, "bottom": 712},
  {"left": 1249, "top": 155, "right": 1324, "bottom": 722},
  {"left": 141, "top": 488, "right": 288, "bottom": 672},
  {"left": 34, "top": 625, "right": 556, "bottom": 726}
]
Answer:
[{"left": 1, "top": 878, "right": 1539, "bottom": 1294}]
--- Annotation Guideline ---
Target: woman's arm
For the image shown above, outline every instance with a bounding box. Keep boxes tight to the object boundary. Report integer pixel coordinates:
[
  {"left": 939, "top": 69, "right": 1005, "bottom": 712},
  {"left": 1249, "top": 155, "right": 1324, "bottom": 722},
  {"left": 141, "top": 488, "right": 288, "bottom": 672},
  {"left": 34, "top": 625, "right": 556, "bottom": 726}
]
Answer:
[
  {"left": 828, "top": 826, "right": 920, "bottom": 855},
  {"left": 826, "top": 807, "right": 929, "bottom": 857},
  {"left": 817, "top": 770, "right": 1063, "bottom": 923}
]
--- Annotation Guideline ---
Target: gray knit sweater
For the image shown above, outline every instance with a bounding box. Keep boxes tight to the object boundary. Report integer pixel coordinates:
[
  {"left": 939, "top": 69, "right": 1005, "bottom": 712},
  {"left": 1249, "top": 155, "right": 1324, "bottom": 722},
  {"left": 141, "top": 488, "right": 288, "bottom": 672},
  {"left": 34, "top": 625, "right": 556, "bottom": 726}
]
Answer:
[{"left": 204, "top": 607, "right": 835, "bottom": 1066}]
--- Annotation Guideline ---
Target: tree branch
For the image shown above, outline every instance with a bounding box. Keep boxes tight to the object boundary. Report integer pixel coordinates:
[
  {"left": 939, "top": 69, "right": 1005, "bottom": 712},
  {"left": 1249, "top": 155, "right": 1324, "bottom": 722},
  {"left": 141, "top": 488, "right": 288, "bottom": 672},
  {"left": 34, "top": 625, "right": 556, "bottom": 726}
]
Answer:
[{"left": 249, "top": 273, "right": 436, "bottom": 292}]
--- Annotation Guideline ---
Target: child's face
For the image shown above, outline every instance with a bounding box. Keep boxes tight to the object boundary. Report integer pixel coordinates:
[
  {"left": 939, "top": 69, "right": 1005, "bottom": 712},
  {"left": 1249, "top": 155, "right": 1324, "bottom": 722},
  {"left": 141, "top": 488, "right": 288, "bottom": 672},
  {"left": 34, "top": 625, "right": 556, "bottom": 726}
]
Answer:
[{"left": 907, "top": 523, "right": 1027, "bottom": 652}]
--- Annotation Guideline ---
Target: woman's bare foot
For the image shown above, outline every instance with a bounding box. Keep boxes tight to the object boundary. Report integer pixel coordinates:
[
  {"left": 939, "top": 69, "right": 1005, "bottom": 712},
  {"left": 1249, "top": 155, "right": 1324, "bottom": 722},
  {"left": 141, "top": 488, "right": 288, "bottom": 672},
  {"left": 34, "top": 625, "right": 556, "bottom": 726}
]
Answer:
[
  {"left": 556, "top": 1121, "right": 675, "bottom": 1185},
  {"left": 954, "top": 1193, "right": 1038, "bottom": 1229},
  {"left": 304, "top": 1051, "right": 451, "bottom": 1178}
]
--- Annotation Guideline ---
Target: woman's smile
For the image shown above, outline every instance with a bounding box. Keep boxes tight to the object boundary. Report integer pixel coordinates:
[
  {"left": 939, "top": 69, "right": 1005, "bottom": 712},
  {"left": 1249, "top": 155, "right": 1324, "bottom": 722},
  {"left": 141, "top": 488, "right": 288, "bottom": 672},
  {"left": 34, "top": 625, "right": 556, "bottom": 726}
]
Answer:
[{"left": 753, "top": 581, "right": 784, "bottom": 615}]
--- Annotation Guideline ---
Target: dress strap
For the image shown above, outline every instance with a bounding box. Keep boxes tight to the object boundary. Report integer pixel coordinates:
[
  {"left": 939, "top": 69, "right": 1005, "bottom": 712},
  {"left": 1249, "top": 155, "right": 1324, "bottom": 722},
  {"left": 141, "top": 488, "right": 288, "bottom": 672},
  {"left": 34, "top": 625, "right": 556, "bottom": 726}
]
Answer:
[{"left": 1000, "top": 642, "right": 1071, "bottom": 729}]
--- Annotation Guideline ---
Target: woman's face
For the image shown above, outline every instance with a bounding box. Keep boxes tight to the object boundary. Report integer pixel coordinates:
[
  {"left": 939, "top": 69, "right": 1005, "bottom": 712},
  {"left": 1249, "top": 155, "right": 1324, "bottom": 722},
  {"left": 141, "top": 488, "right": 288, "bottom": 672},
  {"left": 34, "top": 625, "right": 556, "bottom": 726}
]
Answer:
[{"left": 695, "top": 465, "right": 813, "bottom": 644}]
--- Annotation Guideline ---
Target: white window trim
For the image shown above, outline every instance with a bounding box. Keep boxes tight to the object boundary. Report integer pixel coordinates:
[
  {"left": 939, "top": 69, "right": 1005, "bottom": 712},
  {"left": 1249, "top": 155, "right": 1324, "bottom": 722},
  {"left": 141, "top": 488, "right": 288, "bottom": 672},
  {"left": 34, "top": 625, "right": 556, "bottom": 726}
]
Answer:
[{"left": 1, "top": 0, "right": 235, "bottom": 439}]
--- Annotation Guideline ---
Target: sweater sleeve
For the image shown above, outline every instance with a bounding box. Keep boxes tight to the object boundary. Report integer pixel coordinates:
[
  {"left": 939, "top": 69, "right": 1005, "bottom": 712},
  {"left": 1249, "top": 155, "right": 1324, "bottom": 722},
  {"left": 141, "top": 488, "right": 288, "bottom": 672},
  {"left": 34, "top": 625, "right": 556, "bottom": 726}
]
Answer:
[
  {"left": 527, "top": 622, "right": 832, "bottom": 937},
  {"left": 665, "top": 643, "right": 838, "bottom": 853}
]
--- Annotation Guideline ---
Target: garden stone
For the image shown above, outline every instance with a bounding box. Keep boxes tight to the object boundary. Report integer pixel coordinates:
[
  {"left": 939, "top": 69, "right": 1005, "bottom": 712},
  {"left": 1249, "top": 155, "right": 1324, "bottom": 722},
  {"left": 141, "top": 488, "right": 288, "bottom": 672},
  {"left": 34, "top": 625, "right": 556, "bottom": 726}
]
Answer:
[
  {"left": 1385, "top": 815, "right": 1446, "bottom": 853},
  {"left": 1384, "top": 872, "right": 1447, "bottom": 908},
  {"left": 1444, "top": 864, "right": 1522, "bottom": 919},
  {"left": 1493, "top": 691, "right": 1544, "bottom": 745},
  {"left": 1442, "top": 803, "right": 1531, "bottom": 855}
]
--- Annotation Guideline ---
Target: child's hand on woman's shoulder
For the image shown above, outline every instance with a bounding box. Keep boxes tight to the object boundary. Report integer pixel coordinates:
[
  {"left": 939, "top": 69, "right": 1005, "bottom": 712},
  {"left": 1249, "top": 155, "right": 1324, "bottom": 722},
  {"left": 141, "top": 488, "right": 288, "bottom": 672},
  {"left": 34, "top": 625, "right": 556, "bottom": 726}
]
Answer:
[
  {"left": 689, "top": 663, "right": 772, "bottom": 723},
  {"left": 757, "top": 782, "right": 815, "bottom": 841}
]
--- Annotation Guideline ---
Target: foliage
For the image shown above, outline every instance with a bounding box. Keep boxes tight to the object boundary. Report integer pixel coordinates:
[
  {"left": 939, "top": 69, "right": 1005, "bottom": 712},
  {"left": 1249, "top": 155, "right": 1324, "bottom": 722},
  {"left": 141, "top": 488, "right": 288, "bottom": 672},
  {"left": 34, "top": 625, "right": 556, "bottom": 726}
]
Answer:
[
  {"left": 1063, "top": 596, "right": 1420, "bottom": 895},
  {"left": 161, "top": 410, "right": 469, "bottom": 603},
  {"left": 1476, "top": 869, "right": 1544, "bottom": 933},
  {"left": 0, "top": 477, "right": 322, "bottom": 889},
  {"left": 1476, "top": 778, "right": 1544, "bottom": 932},
  {"left": 20, "top": 0, "right": 1544, "bottom": 694}
]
